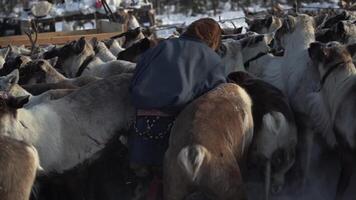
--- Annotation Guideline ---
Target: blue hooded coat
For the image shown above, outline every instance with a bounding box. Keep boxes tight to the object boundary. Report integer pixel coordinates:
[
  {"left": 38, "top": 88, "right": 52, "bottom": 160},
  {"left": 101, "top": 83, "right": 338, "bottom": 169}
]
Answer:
[{"left": 130, "top": 35, "right": 228, "bottom": 115}]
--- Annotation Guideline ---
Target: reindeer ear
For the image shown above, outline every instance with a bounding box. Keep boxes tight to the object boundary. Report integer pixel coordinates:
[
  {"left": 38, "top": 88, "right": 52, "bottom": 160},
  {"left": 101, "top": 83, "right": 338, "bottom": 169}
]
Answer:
[
  {"left": 43, "top": 47, "right": 58, "bottom": 59},
  {"left": 254, "top": 35, "right": 264, "bottom": 43},
  {"left": 347, "top": 43, "right": 356, "bottom": 57},
  {"left": 236, "top": 27, "right": 243, "bottom": 34},
  {"left": 336, "top": 21, "right": 345, "bottom": 34},
  {"left": 265, "top": 16, "right": 273, "bottom": 27},
  {"left": 74, "top": 37, "right": 86, "bottom": 54},
  {"left": 90, "top": 37, "right": 98, "bottom": 48},
  {"left": 265, "top": 33, "right": 274, "bottom": 44},
  {"left": 6, "top": 69, "right": 20, "bottom": 85},
  {"left": 0, "top": 47, "right": 10, "bottom": 58},
  {"left": 47, "top": 57, "right": 58, "bottom": 67},
  {"left": 134, "top": 27, "right": 141, "bottom": 33},
  {"left": 308, "top": 42, "right": 324, "bottom": 61},
  {"left": 8, "top": 95, "right": 30, "bottom": 109}
]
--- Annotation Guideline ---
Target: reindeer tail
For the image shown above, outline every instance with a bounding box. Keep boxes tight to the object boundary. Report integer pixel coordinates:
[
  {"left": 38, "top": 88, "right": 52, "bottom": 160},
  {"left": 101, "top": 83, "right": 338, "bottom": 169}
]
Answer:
[{"left": 177, "top": 145, "right": 211, "bottom": 182}]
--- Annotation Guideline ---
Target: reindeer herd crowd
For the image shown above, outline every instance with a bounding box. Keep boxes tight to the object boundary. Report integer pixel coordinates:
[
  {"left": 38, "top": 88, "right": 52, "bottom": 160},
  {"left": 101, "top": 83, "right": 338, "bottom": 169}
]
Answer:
[{"left": 0, "top": 8, "right": 355, "bottom": 200}]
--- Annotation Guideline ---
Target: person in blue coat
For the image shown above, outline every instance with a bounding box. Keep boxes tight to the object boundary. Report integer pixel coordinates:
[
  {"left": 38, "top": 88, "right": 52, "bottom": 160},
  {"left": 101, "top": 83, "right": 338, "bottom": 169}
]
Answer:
[{"left": 128, "top": 18, "right": 228, "bottom": 199}]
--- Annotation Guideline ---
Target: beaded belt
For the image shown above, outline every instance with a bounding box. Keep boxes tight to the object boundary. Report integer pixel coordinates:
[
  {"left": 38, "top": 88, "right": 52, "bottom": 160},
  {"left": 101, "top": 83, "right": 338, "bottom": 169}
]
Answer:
[
  {"left": 133, "top": 115, "right": 174, "bottom": 140},
  {"left": 136, "top": 109, "right": 172, "bottom": 117}
]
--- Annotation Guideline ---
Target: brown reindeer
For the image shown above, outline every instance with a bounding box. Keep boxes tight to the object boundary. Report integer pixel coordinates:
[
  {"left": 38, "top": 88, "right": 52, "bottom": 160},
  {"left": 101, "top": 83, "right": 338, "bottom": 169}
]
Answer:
[
  {"left": 0, "top": 135, "right": 40, "bottom": 200},
  {"left": 164, "top": 83, "right": 254, "bottom": 200}
]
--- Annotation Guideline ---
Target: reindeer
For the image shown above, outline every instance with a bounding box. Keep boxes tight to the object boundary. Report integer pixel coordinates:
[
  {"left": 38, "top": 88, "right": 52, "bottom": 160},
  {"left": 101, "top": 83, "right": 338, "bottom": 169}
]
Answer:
[
  {"left": 164, "top": 83, "right": 253, "bottom": 200},
  {"left": 228, "top": 71, "right": 297, "bottom": 200},
  {"left": 249, "top": 14, "right": 330, "bottom": 190},
  {"left": 18, "top": 59, "right": 101, "bottom": 87},
  {"left": 103, "top": 38, "right": 125, "bottom": 56},
  {"left": 0, "top": 69, "right": 76, "bottom": 107},
  {"left": 90, "top": 37, "right": 117, "bottom": 62},
  {"left": 308, "top": 41, "right": 356, "bottom": 200},
  {"left": 219, "top": 34, "right": 273, "bottom": 73},
  {"left": 117, "top": 37, "right": 160, "bottom": 63},
  {"left": 0, "top": 73, "right": 135, "bottom": 172},
  {"left": 316, "top": 20, "right": 356, "bottom": 44},
  {"left": 30, "top": 129, "right": 144, "bottom": 200},
  {"left": 0, "top": 135, "right": 40, "bottom": 200},
  {"left": 0, "top": 55, "right": 32, "bottom": 76},
  {"left": 43, "top": 37, "right": 136, "bottom": 78}
]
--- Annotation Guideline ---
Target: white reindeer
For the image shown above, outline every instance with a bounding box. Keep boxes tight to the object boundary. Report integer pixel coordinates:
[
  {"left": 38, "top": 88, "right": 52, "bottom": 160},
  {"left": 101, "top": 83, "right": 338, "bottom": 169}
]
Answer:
[{"left": 0, "top": 73, "right": 135, "bottom": 172}]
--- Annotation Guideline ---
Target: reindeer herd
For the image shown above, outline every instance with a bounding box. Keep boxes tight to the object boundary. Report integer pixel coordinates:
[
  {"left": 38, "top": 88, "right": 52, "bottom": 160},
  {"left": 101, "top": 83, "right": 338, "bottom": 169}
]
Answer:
[{"left": 0, "top": 8, "right": 355, "bottom": 200}]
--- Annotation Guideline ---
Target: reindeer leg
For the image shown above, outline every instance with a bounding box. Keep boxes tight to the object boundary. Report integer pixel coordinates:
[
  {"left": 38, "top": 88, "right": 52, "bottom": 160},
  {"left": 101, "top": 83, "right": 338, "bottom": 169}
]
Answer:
[
  {"left": 335, "top": 150, "right": 353, "bottom": 200},
  {"left": 301, "top": 128, "right": 314, "bottom": 189},
  {"left": 265, "top": 160, "right": 271, "bottom": 200}
]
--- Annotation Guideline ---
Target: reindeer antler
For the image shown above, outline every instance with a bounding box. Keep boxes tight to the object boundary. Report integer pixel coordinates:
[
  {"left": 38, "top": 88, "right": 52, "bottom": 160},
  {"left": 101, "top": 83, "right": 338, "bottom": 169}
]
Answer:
[{"left": 24, "top": 20, "right": 38, "bottom": 57}]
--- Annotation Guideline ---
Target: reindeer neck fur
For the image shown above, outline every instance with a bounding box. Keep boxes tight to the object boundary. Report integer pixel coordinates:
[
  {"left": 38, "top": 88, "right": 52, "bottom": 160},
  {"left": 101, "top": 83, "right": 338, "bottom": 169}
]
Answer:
[
  {"left": 84, "top": 57, "right": 106, "bottom": 75},
  {"left": 44, "top": 64, "right": 67, "bottom": 83},
  {"left": 110, "top": 40, "right": 125, "bottom": 56},
  {"left": 281, "top": 21, "right": 316, "bottom": 97},
  {"left": 284, "top": 29, "right": 315, "bottom": 57},
  {"left": 9, "top": 105, "right": 63, "bottom": 171},
  {"left": 222, "top": 40, "right": 245, "bottom": 72},
  {"left": 321, "top": 62, "right": 356, "bottom": 112},
  {"left": 248, "top": 54, "right": 284, "bottom": 90},
  {"left": 63, "top": 44, "right": 95, "bottom": 78},
  {"left": 95, "top": 42, "right": 116, "bottom": 62}
]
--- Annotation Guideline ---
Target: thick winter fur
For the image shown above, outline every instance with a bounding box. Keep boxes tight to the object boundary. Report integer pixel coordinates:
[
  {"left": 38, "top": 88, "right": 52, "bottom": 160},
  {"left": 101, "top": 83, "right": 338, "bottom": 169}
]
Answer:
[
  {"left": 220, "top": 34, "right": 273, "bottom": 72},
  {"left": 0, "top": 73, "right": 135, "bottom": 172},
  {"left": 164, "top": 83, "right": 254, "bottom": 200},
  {"left": 19, "top": 59, "right": 100, "bottom": 87},
  {"left": 0, "top": 135, "right": 40, "bottom": 200},
  {"left": 261, "top": 14, "right": 332, "bottom": 190},
  {"left": 0, "top": 69, "right": 76, "bottom": 106},
  {"left": 228, "top": 71, "right": 297, "bottom": 199},
  {"left": 308, "top": 41, "right": 356, "bottom": 200},
  {"left": 0, "top": 47, "right": 10, "bottom": 69},
  {"left": 0, "top": 55, "right": 32, "bottom": 76},
  {"left": 117, "top": 37, "right": 153, "bottom": 63},
  {"left": 43, "top": 39, "right": 136, "bottom": 78},
  {"left": 90, "top": 38, "right": 117, "bottom": 62},
  {"left": 316, "top": 20, "right": 356, "bottom": 44},
  {"left": 104, "top": 39, "right": 125, "bottom": 56},
  {"left": 30, "top": 129, "right": 143, "bottom": 200}
]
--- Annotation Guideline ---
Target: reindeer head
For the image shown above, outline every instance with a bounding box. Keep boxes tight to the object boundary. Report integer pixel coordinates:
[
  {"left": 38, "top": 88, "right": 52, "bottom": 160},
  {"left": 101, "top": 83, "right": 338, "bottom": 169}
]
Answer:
[
  {"left": 275, "top": 14, "right": 315, "bottom": 50},
  {"left": 240, "top": 34, "right": 273, "bottom": 61},
  {"left": 0, "top": 55, "right": 31, "bottom": 77},
  {"left": 308, "top": 41, "right": 356, "bottom": 79},
  {"left": 0, "top": 69, "right": 19, "bottom": 93},
  {"left": 18, "top": 60, "right": 51, "bottom": 85},
  {"left": 220, "top": 34, "right": 273, "bottom": 72},
  {"left": 322, "top": 11, "right": 351, "bottom": 29},
  {"left": 317, "top": 20, "right": 356, "bottom": 44},
  {"left": 117, "top": 37, "right": 151, "bottom": 62},
  {"left": 43, "top": 37, "right": 94, "bottom": 74},
  {"left": 247, "top": 15, "right": 282, "bottom": 34},
  {"left": 0, "top": 95, "right": 29, "bottom": 133}
]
